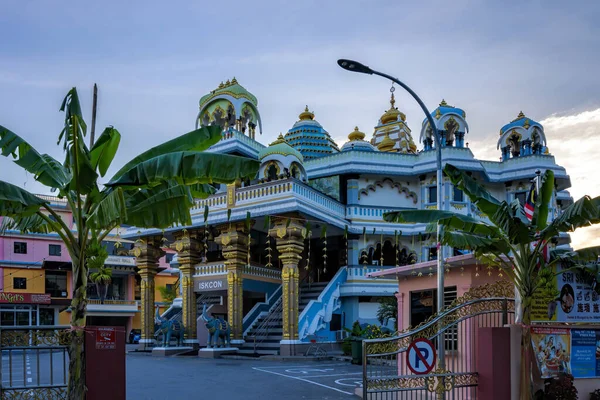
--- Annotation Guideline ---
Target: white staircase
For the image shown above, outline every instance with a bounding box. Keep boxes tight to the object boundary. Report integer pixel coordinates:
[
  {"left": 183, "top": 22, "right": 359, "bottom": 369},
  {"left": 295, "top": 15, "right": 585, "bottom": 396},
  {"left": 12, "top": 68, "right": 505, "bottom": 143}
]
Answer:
[{"left": 239, "top": 281, "right": 329, "bottom": 356}]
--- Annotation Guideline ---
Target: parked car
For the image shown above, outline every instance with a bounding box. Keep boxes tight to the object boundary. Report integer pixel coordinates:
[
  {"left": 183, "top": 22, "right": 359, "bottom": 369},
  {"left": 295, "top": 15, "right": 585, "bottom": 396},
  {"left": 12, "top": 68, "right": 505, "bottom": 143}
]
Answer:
[{"left": 129, "top": 329, "right": 141, "bottom": 344}]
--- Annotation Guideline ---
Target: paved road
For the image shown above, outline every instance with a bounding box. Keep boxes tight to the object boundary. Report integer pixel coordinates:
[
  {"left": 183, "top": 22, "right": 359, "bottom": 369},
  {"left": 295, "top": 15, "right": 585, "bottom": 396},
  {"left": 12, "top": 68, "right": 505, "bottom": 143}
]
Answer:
[
  {"left": 2, "top": 349, "right": 67, "bottom": 388},
  {"left": 127, "top": 354, "right": 362, "bottom": 399}
]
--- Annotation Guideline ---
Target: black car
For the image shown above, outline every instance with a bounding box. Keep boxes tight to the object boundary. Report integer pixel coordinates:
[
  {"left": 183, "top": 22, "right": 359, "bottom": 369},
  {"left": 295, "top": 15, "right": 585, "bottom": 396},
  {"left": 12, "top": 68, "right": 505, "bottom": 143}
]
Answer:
[{"left": 129, "top": 329, "right": 141, "bottom": 344}]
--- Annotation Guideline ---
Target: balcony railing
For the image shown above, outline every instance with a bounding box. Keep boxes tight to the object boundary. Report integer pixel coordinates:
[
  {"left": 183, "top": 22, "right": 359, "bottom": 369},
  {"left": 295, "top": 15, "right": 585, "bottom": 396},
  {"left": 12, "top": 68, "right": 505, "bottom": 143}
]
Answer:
[
  {"left": 87, "top": 299, "right": 137, "bottom": 305},
  {"left": 194, "top": 261, "right": 281, "bottom": 281}
]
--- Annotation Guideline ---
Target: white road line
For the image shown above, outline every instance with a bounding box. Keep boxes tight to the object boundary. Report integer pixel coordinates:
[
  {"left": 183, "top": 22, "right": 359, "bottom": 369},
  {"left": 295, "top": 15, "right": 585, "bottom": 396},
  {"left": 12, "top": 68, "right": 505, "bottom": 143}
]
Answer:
[
  {"left": 253, "top": 363, "right": 349, "bottom": 370},
  {"left": 252, "top": 367, "right": 354, "bottom": 396},
  {"left": 300, "top": 372, "right": 362, "bottom": 378}
]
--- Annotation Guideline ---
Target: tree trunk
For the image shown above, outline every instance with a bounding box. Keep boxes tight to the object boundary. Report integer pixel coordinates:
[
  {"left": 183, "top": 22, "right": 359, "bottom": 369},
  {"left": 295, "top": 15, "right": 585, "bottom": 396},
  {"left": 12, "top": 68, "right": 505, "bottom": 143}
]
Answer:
[
  {"left": 67, "top": 258, "right": 87, "bottom": 400},
  {"left": 519, "top": 299, "right": 533, "bottom": 400}
]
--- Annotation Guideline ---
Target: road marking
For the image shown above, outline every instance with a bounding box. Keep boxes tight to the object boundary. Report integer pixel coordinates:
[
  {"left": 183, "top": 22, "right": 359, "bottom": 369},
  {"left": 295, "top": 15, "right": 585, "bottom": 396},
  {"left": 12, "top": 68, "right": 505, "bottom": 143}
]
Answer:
[
  {"left": 334, "top": 378, "right": 362, "bottom": 387},
  {"left": 252, "top": 366, "right": 354, "bottom": 395},
  {"left": 284, "top": 368, "right": 335, "bottom": 374},
  {"left": 253, "top": 363, "right": 348, "bottom": 369},
  {"left": 302, "top": 372, "right": 361, "bottom": 378}
]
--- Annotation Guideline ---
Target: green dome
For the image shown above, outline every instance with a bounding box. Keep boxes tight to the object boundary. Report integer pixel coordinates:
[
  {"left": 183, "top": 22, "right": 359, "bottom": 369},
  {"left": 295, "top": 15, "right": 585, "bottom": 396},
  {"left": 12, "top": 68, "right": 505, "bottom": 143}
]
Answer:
[
  {"left": 258, "top": 134, "right": 304, "bottom": 162},
  {"left": 199, "top": 78, "right": 258, "bottom": 109}
]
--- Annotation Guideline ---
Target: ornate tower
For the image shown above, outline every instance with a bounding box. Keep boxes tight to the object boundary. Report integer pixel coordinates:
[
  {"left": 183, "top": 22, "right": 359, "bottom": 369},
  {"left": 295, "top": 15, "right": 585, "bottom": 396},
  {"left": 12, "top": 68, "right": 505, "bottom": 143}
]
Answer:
[
  {"left": 497, "top": 111, "right": 548, "bottom": 161},
  {"left": 284, "top": 106, "right": 339, "bottom": 160},
  {"left": 420, "top": 99, "right": 469, "bottom": 151},
  {"left": 372, "top": 92, "right": 417, "bottom": 154}
]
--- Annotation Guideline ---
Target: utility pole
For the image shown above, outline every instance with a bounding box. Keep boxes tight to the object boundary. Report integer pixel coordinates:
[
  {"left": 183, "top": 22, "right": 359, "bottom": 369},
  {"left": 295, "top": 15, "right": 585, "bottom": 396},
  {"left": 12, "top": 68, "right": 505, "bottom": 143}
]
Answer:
[{"left": 90, "top": 83, "right": 98, "bottom": 147}]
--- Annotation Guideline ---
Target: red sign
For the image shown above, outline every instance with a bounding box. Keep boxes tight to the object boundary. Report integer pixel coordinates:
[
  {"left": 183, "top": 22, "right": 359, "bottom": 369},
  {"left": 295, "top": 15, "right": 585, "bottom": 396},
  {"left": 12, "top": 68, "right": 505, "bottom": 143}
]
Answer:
[
  {"left": 407, "top": 338, "right": 436, "bottom": 375},
  {"left": 95, "top": 327, "right": 116, "bottom": 350},
  {"left": 0, "top": 292, "right": 51, "bottom": 304}
]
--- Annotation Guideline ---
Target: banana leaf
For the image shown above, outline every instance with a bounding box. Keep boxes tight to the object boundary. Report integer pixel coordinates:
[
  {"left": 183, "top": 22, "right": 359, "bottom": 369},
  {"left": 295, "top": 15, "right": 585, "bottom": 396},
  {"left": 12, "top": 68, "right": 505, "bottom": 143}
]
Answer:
[
  {"left": 0, "top": 181, "right": 48, "bottom": 217},
  {"left": 0, "top": 126, "right": 71, "bottom": 189},
  {"left": 439, "top": 229, "right": 510, "bottom": 255},
  {"left": 444, "top": 164, "right": 502, "bottom": 217},
  {"left": 532, "top": 170, "right": 555, "bottom": 229},
  {"left": 90, "top": 127, "right": 121, "bottom": 177},
  {"left": 111, "top": 125, "right": 223, "bottom": 181},
  {"left": 86, "top": 187, "right": 127, "bottom": 229},
  {"left": 105, "top": 151, "right": 259, "bottom": 189},
  {"left": 0, "top": 214, "right": 55, "bottom": 234},
  {"left": 384, "top": 209, "right": 499, "bottom": 236},
  {"left": 540, "top": 195, "right": 600, "bottom": 240}
]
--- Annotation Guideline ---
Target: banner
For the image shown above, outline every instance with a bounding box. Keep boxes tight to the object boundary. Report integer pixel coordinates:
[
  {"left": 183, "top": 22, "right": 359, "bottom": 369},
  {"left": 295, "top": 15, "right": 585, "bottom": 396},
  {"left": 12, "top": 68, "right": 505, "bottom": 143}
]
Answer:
[
  {"left": 532, "top": 326, "right": 600, "bottom": 379},
  {"left": 531, "top": 264, "right": 600, "bottom": 322},
  {"left": 531, "top": 327, "right": 572, "bottom": 378},
  {"left": 0, "top": 292, "right": 51, "bottom": 304}
]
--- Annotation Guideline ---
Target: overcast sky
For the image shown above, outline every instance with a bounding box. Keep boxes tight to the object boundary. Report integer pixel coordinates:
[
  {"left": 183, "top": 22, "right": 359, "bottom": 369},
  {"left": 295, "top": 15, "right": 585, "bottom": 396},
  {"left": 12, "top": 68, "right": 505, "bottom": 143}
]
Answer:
[{"left": 1, "top": 0, "right": 599, "bottom": 249}]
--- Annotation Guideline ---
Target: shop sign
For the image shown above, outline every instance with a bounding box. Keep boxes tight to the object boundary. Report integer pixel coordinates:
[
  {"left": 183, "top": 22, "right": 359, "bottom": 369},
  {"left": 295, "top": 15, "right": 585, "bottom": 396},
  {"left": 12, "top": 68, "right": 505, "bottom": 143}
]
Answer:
[
  {"left": 0, "top": 292, "right": 51, "bottom": 304},
  {"left": 531, "top": 326, "right": 600, "bottom": 379},
  {"left": 105, "top": 255, "right": 136, "bottom": 266},
  {"left": 532, "top": 264, "right": 600, "bottom": 322},
  {"left": 195, "top": 278, "right": 227, "bottom": 292},
  {"left": 95, "top": 327, "right": 116, "bottom": 350}
]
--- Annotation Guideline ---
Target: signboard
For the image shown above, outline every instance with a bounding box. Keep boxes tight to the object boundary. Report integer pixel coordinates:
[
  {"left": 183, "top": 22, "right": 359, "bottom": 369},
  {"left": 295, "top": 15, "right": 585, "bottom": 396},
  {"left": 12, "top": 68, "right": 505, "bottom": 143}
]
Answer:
[
  {"left": 95, "top": 327, "right": 116, "bottom": 350},
  {"left": 195, "top": 278, "right": 227, "bottom": 292},
  {"left": 407, "top": 338, "right": 436, "bottom": 375},
  {"left": 0, "top": 292, "right": 51, "bottom": 304},
  {"left": 532, "top": 326, "right": 600, "bottom": 379},
  {"left": 532, "top": 264, "right": 600, "bottom": 322},
  {"left": 105, "top": 255, "right": 136, "bottom": 266}
]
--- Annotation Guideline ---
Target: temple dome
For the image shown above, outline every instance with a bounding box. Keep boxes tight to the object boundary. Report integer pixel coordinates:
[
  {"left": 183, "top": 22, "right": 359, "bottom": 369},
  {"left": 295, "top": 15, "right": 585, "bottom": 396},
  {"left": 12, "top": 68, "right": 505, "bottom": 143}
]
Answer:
[
  {"left": 196, "top": 78, "right": 262, "bottom": 137},
  {"left": 258, "top": 134, "right": 303, "bottom": 162},
  {"left": 497, "top": 111, "right": 548, "bottom": 159},
  {"left": 499, "top": 111, "right": 543, "bottom": 135},
  {"left": 377, "top": 133, "right": 396, "bottom": 152},
  {"left": 284, "top": 106, "right": 339, "bottom": 160},
  {"left": 419, "top": 99, "right": 469, "bottom": 149},
  {"left": 341, "top": 127, "right": 376, "bottom": 152},
  {"left": 379, "top": 92, "right": 406, "bottom": 125}
]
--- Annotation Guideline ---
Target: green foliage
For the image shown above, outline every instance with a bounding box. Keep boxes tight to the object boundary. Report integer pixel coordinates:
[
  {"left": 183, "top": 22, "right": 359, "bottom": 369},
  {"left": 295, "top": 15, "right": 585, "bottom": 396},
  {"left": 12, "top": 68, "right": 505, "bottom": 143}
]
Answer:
[
  {"left": 158, "top": 280, "right": 179, "bottom": 305},
  {"left": 376, "top": 297, "right": 397, "bottom": 326}
]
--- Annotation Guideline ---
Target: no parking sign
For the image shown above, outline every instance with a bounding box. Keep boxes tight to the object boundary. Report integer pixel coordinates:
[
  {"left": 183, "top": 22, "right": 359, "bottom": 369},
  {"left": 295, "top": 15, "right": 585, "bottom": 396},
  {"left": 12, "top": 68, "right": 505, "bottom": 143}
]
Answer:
[{"left": 406, "top": 338, "right": 436, "bottom": 375}]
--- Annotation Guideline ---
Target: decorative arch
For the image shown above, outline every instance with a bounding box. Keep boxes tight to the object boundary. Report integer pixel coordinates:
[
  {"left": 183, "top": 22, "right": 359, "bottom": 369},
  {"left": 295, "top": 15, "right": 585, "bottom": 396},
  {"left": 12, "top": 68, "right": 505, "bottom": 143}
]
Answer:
[
  {"left": 263, "top": 161, "right": 281, "bottom": 180},
  {"left": 358, "top": 177, "right": 418, "bottom": 204},
  {"left": 444, "top": 117, "right": 459, "bottom": 146}
]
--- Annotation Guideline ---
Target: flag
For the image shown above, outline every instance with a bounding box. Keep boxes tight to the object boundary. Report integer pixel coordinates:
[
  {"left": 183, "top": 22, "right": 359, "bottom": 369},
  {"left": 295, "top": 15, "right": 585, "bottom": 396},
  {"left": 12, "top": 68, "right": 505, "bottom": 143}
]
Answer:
[{"left": 524, "top": 181, "right": 536, "bottom": 222}]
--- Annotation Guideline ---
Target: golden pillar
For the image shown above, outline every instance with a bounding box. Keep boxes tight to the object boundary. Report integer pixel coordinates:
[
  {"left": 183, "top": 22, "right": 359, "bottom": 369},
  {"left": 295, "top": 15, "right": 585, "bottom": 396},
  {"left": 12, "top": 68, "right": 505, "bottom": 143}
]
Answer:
[
  {"left": 131, "top": 236, "right": 165, "bottom": 348},
  {"left": 215, "top": 221, "right": 251, "bottom": 343},
  {"left": 171, "top": 230, "right": 202, "bottom": 346},
  {"left": 269, "top": 217, "right": 305, "bottom": 341}
]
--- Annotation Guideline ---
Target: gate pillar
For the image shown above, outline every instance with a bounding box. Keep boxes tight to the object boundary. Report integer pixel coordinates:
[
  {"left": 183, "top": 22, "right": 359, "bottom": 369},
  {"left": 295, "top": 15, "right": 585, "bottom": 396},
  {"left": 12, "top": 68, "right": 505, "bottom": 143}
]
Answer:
[
  {"left": 215, "top": 222, "right": 251, "bottom": 344},
  {"left": 131, "top": 236, "right": 165, "bottom": 349},
  {"left": 269, "top": 217, "right": 305, "bottom": 355},
  {"left": 171, "top": 230, "right": 202, "bottom": 347}
]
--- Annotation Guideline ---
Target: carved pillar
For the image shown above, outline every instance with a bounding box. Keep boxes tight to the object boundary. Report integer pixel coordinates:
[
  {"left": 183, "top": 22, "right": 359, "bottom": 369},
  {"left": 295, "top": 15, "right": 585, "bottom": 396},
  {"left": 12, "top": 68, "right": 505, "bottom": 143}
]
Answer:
[
  {"left": 215, "top": 222, "right": 250, "bottom": 344},
  {"left": 131, "top": 236, "right": 165, "bottom": 349},
  {"left": 171, "top": 230, "right": 202, "bottom": 346},
  {"left": 269, "top": 217, "right": 305, "bottom": 344}
]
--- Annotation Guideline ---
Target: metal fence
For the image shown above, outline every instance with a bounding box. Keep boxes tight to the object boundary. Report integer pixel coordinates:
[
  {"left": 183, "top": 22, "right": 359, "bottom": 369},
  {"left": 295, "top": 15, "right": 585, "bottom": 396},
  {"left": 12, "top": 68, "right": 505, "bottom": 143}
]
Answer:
[
  {"left": 0, "top": 326, "right": 71, "bottom": 400},
  {"left": 362, "top": 281, "right": 515, "bottom": 400}
]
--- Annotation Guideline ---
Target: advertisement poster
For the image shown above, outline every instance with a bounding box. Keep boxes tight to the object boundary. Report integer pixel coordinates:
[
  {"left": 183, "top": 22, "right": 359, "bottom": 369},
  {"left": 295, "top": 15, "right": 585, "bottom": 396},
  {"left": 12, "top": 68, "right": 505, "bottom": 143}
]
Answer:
[
  {"left": 531, "top": 264, "right": 600, "bottom": 322},
  {"left": 531, "top": 327, "right": 572, "bottom": 378},
  {"left": 570, "top": 329, "right": 600, "bottom": 378}
]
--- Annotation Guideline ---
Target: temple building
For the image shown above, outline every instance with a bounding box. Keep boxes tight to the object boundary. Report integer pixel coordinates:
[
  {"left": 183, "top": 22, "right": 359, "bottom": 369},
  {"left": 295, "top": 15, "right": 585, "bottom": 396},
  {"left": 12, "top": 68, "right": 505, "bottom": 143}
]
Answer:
[{"left": 116, "top": 78, "right": 572, "bottom": 356}]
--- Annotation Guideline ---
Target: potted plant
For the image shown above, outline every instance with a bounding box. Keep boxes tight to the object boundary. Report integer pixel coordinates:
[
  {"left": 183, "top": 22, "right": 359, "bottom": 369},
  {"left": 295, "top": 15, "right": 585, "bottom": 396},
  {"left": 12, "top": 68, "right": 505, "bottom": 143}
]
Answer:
[{"left": 343, "top": 321, "right": 367, "bottom": 364}]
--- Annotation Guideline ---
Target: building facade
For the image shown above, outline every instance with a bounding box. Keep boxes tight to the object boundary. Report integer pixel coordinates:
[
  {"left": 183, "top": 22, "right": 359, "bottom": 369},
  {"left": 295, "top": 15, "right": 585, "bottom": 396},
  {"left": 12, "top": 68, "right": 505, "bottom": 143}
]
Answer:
[{"left": 124, "top": 79, "right": 573, "bottom": 355}]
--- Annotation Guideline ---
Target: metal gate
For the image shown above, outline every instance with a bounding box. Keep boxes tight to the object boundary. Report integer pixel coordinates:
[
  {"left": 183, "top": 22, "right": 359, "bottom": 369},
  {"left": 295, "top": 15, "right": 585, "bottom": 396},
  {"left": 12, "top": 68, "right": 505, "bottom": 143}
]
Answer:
[
  {"left": 362, "top": 281, "right": 515, "bottom": 399},
  {"left": 0, "top": 326, "right": 71, "bottom": 400}
]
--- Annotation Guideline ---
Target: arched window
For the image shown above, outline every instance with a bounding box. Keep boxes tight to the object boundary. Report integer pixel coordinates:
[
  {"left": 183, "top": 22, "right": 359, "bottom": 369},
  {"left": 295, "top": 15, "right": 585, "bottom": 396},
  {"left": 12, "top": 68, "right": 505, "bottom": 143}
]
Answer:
[
  {"left": 508, "top": 133, "right": 521, "bottom": 158},
  {"left": 266, "top": 164, "right": 278, "bottom": 180},
  {"left": 382, "top": 240, "right": 395, "bottom": 266},
  {"left": 212, "top": 107, "right": 225, "bottom": 129},
  {"left": 444, "top": 117, "right": 459, "bottom": 147},
  {"left": 201, "top": 113, "right": 210, "bottom": 127},
  {"left": 290, "top": 164, "right": 301, "bottom": 180}
]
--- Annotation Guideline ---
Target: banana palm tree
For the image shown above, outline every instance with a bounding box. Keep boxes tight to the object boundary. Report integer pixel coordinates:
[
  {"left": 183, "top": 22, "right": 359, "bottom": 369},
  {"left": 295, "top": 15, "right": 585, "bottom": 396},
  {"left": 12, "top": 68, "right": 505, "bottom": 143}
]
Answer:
[
  {"left": 384, "top": 163, "right": 600, "bottom": 399},
  {"left": 0, "top": 88, "right": 259, "bottom": 399}
]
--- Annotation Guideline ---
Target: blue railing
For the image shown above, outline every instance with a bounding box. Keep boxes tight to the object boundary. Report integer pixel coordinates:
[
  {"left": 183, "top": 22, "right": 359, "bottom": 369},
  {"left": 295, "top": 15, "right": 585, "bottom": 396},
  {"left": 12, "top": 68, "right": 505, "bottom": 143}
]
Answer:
[
  {"left": 298, "top": 267, "right": 348, "bottom": 342},
  {"left": 242, "top": 285, "right": 283, "bottom": 335}
]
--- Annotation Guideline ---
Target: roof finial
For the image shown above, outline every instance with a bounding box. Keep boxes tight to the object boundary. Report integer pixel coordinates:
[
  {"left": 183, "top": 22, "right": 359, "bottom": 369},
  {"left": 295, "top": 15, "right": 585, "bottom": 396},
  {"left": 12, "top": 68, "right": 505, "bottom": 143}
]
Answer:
[
  {"left": 390, "top": 92, "right": 396, "bottom": 109},
  {"left": 348, "top": 126, "right": 366, "bottom": 141},
  {"left": 231, "top": 77, "right": 238, "bottom": 84},
  {"left": 440, "top": 99, "right": 448, "bottom": 106},
  {"left": 517, "top": 111, "right": 525, "bottom": 119},
  {"left": 299, "top": 106, "right": 314, "bottom": 121}
]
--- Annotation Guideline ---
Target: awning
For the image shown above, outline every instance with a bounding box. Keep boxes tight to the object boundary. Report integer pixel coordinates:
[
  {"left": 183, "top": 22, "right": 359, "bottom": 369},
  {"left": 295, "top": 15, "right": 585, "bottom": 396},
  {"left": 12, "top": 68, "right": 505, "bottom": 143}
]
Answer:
[
  {"left": 42, "top": 261, "right": 72, "bottom": 270},
  {"left": 367, "top": 254, "right": 481, "bottom": 278}
]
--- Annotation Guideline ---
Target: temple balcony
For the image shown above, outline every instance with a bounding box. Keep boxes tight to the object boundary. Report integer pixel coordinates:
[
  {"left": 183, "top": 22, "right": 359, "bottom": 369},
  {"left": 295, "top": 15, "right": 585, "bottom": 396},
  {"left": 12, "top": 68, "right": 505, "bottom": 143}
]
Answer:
[
  {"left": 86, "top": 299, "right": 139, "bottom": 316},
  {"left": 193, "top": 261, "right": 281, "bottom": 283}
]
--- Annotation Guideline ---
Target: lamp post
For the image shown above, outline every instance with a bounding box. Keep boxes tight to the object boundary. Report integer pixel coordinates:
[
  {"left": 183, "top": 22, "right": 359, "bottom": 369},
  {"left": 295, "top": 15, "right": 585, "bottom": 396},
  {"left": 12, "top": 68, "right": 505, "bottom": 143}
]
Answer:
[{"left": 337, "top": 59, "right": 446, "bottom": 369}]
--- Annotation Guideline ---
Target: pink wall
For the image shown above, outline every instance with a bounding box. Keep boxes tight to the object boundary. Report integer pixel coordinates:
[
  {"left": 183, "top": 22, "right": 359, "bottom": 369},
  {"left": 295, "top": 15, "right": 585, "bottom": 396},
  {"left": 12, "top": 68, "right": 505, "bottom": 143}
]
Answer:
[{"left": 1, "top": 235, "right": 71, "bottom": 265}]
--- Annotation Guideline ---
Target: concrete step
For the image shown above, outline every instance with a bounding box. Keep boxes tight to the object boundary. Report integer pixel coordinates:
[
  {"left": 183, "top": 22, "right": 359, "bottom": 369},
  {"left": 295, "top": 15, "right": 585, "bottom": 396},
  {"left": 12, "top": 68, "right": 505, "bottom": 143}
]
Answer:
[{"left": 237, "top": 349, "right": 279, "bottom": 356}]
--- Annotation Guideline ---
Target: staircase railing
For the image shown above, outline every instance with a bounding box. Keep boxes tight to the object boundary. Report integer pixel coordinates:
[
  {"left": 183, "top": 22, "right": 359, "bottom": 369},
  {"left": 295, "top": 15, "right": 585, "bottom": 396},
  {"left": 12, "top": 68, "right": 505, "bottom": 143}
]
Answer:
[
  {"left": 242, "top": 285, "right": 282, "bottom": 336},
  {"left": 250, "top": 296, "right": 283, "bottom": 354},
  {"left": 298, "top": 266, "right": 348, "bottom": 341}
]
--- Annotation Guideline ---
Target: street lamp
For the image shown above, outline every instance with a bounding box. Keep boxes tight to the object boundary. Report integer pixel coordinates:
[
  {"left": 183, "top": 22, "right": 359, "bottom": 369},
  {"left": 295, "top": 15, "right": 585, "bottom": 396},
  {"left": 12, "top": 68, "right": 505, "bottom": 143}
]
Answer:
[{"left": 338, "top": 59, "right": 446, "bottom": 369}]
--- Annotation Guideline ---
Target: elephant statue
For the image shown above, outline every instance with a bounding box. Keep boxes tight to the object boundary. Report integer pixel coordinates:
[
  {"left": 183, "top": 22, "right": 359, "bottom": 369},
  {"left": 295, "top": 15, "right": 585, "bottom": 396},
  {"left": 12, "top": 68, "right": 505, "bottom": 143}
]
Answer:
[
  {"left": 154, "top": 306, "right": 184, "bottom": 347},
  {"left": 201, "top": 303, "right": 231, "bottom": 348}
]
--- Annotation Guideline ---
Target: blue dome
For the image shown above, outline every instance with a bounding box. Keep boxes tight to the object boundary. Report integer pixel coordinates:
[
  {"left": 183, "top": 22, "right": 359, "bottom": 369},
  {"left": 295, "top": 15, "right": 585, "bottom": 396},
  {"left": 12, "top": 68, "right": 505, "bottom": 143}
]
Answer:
[
  {"left": 422, "top": 100, "right": 466, "bottom": 125},
  {"left": 500, "top": 111, "right": 543, "bottom": 135},
  {"left": 341, "top": 140, "right": 376, "bottom": 152},
  {"left": 284, "top": 106, "right": 339, "bottom": 160}
]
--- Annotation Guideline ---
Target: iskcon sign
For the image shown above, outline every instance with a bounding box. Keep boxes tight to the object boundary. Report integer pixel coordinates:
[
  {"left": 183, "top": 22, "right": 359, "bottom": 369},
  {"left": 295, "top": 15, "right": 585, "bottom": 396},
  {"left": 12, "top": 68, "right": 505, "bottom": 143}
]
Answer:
[{"left": 196, "top": 278, "right": 227, "bottom": 292}]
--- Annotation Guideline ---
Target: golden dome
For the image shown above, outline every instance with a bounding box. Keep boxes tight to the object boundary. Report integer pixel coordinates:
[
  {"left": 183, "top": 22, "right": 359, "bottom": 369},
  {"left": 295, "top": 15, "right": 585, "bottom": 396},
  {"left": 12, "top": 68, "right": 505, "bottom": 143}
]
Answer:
[
  {"left": 377, "top": 133, "right": 395, "bottom": 152},
  {"left": 348, "top": 126, "right": 366, "bottom": 141},
  {"left": 299, "top": 105, "right": 315, "bottom": 121},
  {"left": 380, "top": 93, "right": 406, "bottom": 124}
]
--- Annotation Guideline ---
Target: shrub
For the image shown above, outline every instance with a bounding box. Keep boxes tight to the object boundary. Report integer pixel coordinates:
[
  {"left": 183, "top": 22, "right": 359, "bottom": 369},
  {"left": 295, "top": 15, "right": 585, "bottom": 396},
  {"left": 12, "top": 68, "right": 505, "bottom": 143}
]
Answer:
[{"left": 543, "top": 374, "right": 578, "bottom": 400}]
